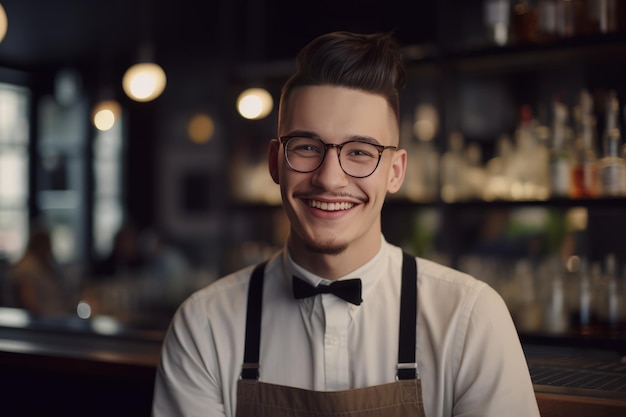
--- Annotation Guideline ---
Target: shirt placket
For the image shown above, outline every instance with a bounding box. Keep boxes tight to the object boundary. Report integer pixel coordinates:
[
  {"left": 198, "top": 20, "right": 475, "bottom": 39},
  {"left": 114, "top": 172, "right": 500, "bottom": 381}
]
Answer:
[{"left": 322, "top": 294, "right": 350, "bottom": 391}]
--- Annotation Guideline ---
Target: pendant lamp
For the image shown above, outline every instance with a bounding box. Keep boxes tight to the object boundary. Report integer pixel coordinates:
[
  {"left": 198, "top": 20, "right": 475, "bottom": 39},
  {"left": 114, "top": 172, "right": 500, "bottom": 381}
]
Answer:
[
  {"left": 122, "top": 36, "right": 166, "bottom": 102},
  {"left": 236, "top": 88, "right": 273, "bottom": 120}
]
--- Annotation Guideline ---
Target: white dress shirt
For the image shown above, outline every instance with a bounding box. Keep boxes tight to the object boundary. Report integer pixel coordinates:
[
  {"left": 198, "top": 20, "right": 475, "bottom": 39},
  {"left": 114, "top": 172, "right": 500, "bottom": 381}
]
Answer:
[{"left": 153, "top": 237, "right": 540, "bottom": 417}]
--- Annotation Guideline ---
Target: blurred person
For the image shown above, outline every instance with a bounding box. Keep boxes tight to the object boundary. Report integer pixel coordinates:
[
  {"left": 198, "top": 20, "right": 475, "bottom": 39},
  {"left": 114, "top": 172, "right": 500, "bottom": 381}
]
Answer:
[
  {"left": 92, "top": 221, "right": 146, "bottom": 280},
  {"left": 153, "top": 32, "right": 540, "bottom": 417},
  {"left": 140, "top": 229, "right": 192, "bottom": 307},
  {"left": 84, "top": 222, "right": 148, "bottom": 316},
  {"left": 8, "top": 224, "right": 72, "bottom": 316}
]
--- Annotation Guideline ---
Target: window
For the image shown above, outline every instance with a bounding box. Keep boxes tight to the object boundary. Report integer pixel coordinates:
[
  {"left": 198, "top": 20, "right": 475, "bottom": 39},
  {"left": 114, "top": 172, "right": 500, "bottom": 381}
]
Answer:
[
  {"left": 0, "top": 83, "right": 30, "bottom": 261},
  {"left": 93, "top": 117, "right": 124, "bottom": 258}
]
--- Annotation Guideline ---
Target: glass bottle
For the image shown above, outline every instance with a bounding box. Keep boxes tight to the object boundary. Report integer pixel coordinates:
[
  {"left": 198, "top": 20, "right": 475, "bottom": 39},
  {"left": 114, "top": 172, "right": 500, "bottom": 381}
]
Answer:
[
  {"left": 440, "top": 131, "right": 468, "bottom": 203},
  {"left": 485, "top": 134, "right": 514, "bottom": 200},
  {"left": 413, "top": 105, "right": 440, "bottom": 203},
  {"left": 571, "top": 258, "right": 594, "bottom": 335},
  {"left": 542, "top": 257, "right": 569, "bottom": 334},
  {"left": 603, "top": 254, "right": 620, "bottom": 333},
  {"left": 400, "top": 117, "right": 440, "bottom": 203},
  {"left": 484, "top": 0, "right": 511, "bottom": 46},
  {"left": 599, "top": 91, "right": 626, "bottom": 197},
  {"left": 538, "top": 0, "right": 558, "bottom": 42},
  {"left": 465, "top": 142, "right": 486, "bottom": 200},
  {"left": 511, "top": 0, "right": 541, "bottom": 43},
  {"left": 510, "top": 105, "right": 549, "bottom": 200},
  {"left": 569, "top": 90, "right": 600, "bottom": 199},
  {"left": 513, "top": 259, "right": 544, "bottom": 332},
  {"left": 399, "top": 118, "right": 421, "bottom": 202},
  {"left": 588, "top": 255, "right": 622, "bottom": 336},
  {"left": 549, "top": 99, "right": 573, "bottom": 198},
  {"left": 555, "top": 0, "right": 576, "bottom": 37}
]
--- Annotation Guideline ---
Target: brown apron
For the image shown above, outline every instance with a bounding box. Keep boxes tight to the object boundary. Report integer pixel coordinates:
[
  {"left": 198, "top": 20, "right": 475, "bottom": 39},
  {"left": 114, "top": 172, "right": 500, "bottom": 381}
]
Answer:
[{"left": 236, "top": 252, "right": 426, "bottom": 417}]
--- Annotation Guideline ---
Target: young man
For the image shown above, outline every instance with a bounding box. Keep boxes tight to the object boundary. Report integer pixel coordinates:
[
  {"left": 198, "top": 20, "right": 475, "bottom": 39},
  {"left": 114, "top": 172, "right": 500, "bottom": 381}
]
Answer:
[{"left": 153, "top": 31, "right": 540, "bottom": 417}]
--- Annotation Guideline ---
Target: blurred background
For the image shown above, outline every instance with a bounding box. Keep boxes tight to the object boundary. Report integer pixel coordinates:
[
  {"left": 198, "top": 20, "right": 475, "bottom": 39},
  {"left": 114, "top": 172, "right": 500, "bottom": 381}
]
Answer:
[
  {"left": 0, "top": 0, "right": 625, "bottom": 331},
  {"left": 0, "top": 0, "right": 441, "bottom": 320},
  {"left": 1, "top": 1, "right": 626, "bottom": 415}
]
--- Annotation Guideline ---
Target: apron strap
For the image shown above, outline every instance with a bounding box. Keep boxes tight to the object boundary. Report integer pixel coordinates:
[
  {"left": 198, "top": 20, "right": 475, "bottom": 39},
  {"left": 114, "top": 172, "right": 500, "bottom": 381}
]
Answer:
[
  {"left": 397, "top": 252, "right": 418, "bottom": 380},
  {"left": 241, "top": 261, "right": 267, "bottom": 380}
]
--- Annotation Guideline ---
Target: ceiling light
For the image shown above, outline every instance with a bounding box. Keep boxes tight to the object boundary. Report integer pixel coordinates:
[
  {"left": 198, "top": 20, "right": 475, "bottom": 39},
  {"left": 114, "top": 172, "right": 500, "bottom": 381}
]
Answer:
[
  {"left": 237, "top": 88, "right": 273, "bottom": 120},
  {"left": 92, "top": 100, "right": 121, "bottom": 131},
  {"left": 122, "top": 62, "right": 167, "bottom": 102}
]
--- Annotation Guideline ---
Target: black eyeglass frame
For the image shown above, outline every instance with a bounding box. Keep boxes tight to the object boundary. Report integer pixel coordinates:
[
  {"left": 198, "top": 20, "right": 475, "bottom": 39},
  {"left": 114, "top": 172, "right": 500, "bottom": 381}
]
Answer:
[{"left": 279, "top": 135, "right": 398, "bottom": 178}]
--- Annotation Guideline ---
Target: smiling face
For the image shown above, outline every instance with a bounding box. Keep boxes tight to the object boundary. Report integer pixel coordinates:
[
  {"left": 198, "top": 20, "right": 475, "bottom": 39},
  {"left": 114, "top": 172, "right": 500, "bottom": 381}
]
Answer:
[{"left": 269, "top": 85, "right": 406, "bottom": 275}]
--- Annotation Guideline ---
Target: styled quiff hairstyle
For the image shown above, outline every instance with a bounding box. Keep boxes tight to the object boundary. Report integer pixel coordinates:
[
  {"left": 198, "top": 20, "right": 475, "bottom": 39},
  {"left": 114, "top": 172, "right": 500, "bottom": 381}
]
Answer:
[{"left": 278, "top": 31, "right": 406, "bottom": 127}]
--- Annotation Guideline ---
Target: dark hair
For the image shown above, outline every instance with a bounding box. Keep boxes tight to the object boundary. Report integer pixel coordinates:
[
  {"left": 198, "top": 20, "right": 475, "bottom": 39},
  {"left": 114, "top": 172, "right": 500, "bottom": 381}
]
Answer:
[{"left": 279, "top": 31, "right": 406, "bottom": 126}]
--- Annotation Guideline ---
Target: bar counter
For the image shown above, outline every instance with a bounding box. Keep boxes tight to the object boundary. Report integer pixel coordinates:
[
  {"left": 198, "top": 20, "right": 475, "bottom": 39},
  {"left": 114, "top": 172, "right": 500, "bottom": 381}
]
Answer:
[
  {"left": 524, "top": 339, "right": 626, "bottom": 416},
  {"left": 0, "top": 308, "right": 163, "bottom": 417},
  {"left": 1, "top": 308, "right": 625, "bottom": 417}
]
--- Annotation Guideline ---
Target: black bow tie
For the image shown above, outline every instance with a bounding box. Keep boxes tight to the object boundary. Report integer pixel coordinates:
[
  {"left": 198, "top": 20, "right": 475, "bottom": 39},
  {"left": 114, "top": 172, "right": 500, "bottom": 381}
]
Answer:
[{"left": 292, "top": 276, "right": 363, "bottom": 305}]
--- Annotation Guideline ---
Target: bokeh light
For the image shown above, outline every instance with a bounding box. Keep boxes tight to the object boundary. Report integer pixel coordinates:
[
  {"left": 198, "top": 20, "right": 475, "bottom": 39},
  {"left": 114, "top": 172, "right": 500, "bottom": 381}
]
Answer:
[
  {"left": 122, "top": 63, "right": 167, "bottom": 102},
  {"left": 92, "top": 100, "right": 121, "bottom": 131},
  {"left": 187, "top": 113, "right": 215, "bottom": 144},
  {"left": 237, "top": 88, "right": 273, "bottom": 120}
]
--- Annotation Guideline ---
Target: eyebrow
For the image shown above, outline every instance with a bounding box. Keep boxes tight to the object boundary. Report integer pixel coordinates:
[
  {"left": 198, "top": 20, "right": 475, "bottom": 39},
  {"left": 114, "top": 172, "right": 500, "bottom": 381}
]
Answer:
[{"left": 283, "top": 130, "right": 382, "bottom": 145}]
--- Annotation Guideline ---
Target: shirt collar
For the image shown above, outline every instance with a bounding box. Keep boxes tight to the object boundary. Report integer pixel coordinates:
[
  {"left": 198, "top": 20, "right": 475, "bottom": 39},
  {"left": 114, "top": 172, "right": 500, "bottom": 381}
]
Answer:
[{"left": 281, "top": 236, "right": 390, "bottom": 303}]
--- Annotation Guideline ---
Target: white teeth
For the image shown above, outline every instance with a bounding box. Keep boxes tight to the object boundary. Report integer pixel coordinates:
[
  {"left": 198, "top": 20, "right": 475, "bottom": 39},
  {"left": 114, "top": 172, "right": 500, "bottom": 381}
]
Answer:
[{"left": 308, "top": 200, "right": 354, "bottom": 211}]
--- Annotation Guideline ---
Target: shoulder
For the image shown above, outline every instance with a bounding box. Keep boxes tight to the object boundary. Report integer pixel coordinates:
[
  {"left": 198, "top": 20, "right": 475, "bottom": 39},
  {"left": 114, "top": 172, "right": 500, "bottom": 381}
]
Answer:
[
  {"left": 417, "top": 257, "right": 487, "bottom": 296},
  {"left": 414, "top": 256, "right": 516, "bottom": 360},
  {"left": 178, "top": 264, "right": 255, "bottom": 319},
  {"left": 415, "top": 256, "right": 507, "bottom": 321}
]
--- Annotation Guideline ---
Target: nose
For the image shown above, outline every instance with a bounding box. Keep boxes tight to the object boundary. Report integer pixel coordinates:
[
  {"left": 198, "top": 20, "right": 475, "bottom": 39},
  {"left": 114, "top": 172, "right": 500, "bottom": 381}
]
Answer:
[{"left": 311, "top": 145, "right": 349, "bottom": 189}]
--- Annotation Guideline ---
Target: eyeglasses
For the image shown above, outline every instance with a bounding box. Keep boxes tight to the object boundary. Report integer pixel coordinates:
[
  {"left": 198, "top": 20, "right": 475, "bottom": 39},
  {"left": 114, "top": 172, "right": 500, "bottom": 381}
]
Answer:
[{"left": 279, "top": 135, "right": 397, "bottom": 178}]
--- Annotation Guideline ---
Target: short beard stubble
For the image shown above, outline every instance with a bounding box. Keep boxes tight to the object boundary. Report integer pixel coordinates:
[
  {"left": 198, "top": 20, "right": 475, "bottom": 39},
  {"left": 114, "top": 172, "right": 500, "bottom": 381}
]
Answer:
[{"left": 304, "top": 240, "right": 348, "bottom": 256}]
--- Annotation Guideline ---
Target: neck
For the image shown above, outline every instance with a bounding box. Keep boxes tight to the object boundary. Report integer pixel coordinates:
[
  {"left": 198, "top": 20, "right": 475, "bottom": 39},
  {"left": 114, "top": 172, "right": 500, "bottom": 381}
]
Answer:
[{"left": 287, "top": 233, "right": 382, "bottom": 280}]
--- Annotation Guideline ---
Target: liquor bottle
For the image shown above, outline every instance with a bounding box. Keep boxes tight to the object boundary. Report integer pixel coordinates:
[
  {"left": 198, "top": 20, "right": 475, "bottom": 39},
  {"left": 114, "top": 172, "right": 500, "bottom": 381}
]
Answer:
[
  {"left": 484, "top": 0, "right": 511, "bottom": 46},
  {"left": 465, "top": 142, "right": 486, "bottom": 200},
  {"left": 415, "top": 135, "right": 440, "bottom": 203},
  {"left": 569, "top": 90, "right": 600, "bottom": 199},
  {"left": 548, "top": 98, "right": 572, "bottom": 198},
  {"left": 510, "top": 105, "right": 549, "bottom": 200},
  {"left": 543, "top": 258, "right": 569, "bottom": 334},
  {"left": 537, "top": 0, "right": 558, "bottom": 42},
  {"left": 593, "top": 0, "right": 619, "bottom": 33},
  {"left": 555, "top": 0, "right": 576, "bottom": 37},
  {"left": 413, "top": 105, "right": 440, "bottom": 203},
  {"left": 570, "top": 258, "right": 594, "bottom": 335},
  {"left": 599, "top": 91, "right": 626, "bottom": 196},
  {"left": 440, "top": 131, "right": 468, "bottom": 203},
  {"left": 399, "top": 118, "right": 421, "bottom": 202},
  {"left": 511, "top": 0, "right": 541, "bottom": 44},
  {"left": 588, "top": 254, "right": 622, "bottom": 336},
  {"left": 484, "top": 134, "right": 514, "bottom": 200},
  {"left": 512, "top": 260, "right": 544, "bottom": 332},
  {"left": 601, "top": 253, "right": 620, "bottom": 333},
  {"left": 401, "top": 117, "right": 439, "bottom": 203}
]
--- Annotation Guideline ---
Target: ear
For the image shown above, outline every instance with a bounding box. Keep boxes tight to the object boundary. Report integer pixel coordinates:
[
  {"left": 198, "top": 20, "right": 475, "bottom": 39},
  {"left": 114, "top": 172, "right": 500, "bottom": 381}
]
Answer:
[
  {"left": 268, "top": 138, "right": 280, "bottom": 184},
  {"left": 386, "top": 148, "right": 407, "bottom": 194}
]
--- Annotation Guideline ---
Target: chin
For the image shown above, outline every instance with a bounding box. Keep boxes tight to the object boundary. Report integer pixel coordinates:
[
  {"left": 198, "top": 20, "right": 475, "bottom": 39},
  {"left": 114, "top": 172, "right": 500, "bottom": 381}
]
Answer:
[{"left": 304, "top": 240, "right": 348, "bottom": 256}]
